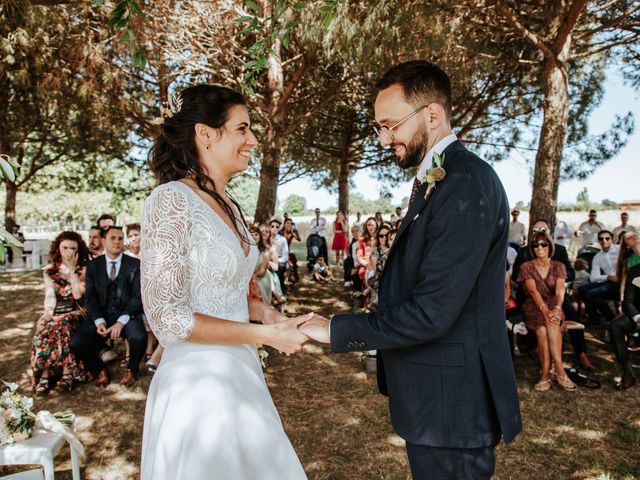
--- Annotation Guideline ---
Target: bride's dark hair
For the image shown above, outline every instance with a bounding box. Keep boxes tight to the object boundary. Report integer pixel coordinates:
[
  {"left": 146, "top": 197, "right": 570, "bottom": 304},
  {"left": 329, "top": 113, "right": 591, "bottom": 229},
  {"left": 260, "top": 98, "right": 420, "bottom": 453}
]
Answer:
[{"left": 149, "top": 84, "right": 250, "bottom": 243}]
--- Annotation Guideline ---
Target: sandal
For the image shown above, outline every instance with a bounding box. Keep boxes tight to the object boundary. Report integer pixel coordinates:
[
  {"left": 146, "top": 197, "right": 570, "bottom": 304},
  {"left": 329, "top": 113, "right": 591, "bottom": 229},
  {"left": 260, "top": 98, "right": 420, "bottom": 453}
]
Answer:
[
  {"left": 534, "top": 378, "right": 552, "bottom": 392},
  {"left": 57, "top": 373, "right": 74, "bottom": 393},
  {"left": 556, "top": 374, "right": 578, "bottom": 391},
  {"left": 35, "top": 376, "right": 50, "bottom": 396},
  {"left": 120, "top": 355, "right": 130, "bottom": 369}
]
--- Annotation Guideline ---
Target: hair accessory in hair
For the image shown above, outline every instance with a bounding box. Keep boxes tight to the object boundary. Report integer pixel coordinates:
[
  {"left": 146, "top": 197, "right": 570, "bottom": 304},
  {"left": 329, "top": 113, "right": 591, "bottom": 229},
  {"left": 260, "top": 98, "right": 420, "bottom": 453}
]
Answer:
[{"left": 152, "top": 91, "right": 184, "bottom": 125}]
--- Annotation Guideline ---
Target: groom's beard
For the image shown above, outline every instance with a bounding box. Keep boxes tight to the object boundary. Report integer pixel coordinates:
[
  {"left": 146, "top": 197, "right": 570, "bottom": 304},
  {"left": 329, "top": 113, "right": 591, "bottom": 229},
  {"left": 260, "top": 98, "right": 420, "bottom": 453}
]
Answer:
[{"left": 394, "top": 125, "right": 430, "bottom": 170}]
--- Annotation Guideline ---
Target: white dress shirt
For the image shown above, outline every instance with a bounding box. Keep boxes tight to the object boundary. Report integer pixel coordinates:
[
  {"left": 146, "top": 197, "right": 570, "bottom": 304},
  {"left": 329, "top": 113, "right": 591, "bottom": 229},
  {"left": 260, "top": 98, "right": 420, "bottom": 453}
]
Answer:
[
  {"left": 590, "top": 244, "right": 620, "bottom": 283},
  {"left": 554, "top": 221, "right": 572, "bottom": 247},
  {"left": 576, "top": 220, "right": 605, "bottom": 246},
  {"left": 309, "top": 216, "right": 327, "bottom": 237},
  {"left": 272, "top": 234, "right": 289, "bottom": 263},
  {"left": 415, "top": 133, "right": 458, "bottom": 181},
  {"left": 95, "top": 252, "right": 131, "bottom": 327}
]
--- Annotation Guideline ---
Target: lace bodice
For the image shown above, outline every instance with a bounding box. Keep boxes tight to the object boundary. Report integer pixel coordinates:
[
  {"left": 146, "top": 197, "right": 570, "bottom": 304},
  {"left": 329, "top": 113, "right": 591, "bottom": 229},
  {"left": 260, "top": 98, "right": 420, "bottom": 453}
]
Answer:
[{"left": 140, "top": 181, "right": 258, "bottom": 346}]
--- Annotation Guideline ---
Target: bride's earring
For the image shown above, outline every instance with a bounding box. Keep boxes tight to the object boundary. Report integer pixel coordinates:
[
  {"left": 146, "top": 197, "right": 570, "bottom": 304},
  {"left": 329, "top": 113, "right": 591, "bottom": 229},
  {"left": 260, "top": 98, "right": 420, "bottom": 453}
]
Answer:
[{"left": 206, "top": 144, "right": 210, "bottom": 150}]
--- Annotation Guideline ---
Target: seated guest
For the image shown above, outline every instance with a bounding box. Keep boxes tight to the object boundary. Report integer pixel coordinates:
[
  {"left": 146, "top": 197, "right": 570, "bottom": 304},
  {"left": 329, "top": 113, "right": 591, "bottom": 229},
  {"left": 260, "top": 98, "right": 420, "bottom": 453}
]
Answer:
[
  {"left": 258, "top": 223, "right": 285, "bottom": 305},
  {"left": 269, "top": 218, "right": 289, "bottom": 295},
  {"left": 578, "top": 230, "right": 620, "bottom": 325},
  {"left": 367, "top": 224, "right": 393, "bottom": 311},
  {"left": 572, "top": 258, "right": 590, "bottom": 315},
  {"left": 513, "top": 219, "right": 593, "bottom": 370},
  {"left": 282, "top": 218, "right": 300, "bottom": 284},
  {"left": 313, "top": 256, "right": 336, "bottom": 283},
  {"left": 517, "top": 230, "right": 577, "bottom": 391},
  {"left": 97, "top": 213, "right": 115, "bottom": 231},
  {"left": 87, "top": 226, "right": 104, "bottom": 259},
  {"left": 125, "top": 223, "right": 141, "bottom": 258},
  {"left": 71, "top": 226, "right": 146, "bottom": 387},
  {"left": 609, "top": 263, "right": 640, "bottom": 389},
  {"left": 31, "top": 231, "right": 90, "bottom": 395}
]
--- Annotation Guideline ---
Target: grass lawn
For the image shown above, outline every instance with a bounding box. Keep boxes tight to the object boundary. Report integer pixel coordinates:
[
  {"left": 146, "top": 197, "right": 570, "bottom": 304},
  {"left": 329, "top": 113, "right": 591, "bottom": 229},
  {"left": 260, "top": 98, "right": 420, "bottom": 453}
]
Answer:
[{"left": 1, "top": 268, "right": 639, "bottom": 480}]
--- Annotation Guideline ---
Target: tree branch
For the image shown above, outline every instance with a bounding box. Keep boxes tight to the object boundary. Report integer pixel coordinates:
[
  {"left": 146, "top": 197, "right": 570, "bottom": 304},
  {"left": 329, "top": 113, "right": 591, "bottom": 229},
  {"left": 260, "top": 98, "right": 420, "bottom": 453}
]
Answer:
[{"left": 493, "top": 1, "right": 556, "bottom": 61}]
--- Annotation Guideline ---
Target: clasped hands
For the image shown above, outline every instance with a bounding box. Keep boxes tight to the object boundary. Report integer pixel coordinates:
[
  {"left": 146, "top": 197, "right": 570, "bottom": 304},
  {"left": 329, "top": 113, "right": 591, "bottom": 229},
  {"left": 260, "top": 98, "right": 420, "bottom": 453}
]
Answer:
[
  {"left": 96, "top": 321, "right": 125, "bottom": 340},
  {"left": 263, "top": 309, "right": 330, "bottom": 356}
]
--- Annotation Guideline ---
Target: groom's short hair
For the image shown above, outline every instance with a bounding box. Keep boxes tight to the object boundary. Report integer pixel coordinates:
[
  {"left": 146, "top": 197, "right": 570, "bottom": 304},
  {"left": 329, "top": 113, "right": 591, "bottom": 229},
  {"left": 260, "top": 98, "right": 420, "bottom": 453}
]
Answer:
[{"left": 376, "top": 60, "right": 452, "bottom": 118}]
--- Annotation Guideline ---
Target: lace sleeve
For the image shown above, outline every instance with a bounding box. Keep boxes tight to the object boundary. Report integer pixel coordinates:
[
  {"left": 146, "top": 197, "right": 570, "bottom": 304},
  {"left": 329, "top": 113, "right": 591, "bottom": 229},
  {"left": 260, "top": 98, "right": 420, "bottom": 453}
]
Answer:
[{"left": 140, "top": 184, "right": 195, "bottom": 346}]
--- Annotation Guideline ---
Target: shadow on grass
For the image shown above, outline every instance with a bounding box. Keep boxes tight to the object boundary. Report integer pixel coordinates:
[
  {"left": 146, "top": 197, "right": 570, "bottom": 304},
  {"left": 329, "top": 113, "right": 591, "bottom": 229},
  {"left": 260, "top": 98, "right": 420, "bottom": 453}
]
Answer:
[{"left": 2, "top": 270, "right": 640, "bottom": 479}]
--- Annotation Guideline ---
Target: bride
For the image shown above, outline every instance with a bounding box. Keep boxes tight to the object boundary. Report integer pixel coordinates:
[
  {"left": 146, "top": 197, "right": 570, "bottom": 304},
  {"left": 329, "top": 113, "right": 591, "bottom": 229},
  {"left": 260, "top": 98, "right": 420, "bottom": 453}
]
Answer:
[{"left": 139, "top": 85, "right": 309, "bottom": 479}]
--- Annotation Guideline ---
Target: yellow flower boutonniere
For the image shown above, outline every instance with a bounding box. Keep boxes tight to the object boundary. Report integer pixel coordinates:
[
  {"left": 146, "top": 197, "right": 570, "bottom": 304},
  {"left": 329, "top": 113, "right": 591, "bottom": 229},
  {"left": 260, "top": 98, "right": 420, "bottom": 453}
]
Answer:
[{"left": 421, "top": 152, "right": 446, "bottom": 200}]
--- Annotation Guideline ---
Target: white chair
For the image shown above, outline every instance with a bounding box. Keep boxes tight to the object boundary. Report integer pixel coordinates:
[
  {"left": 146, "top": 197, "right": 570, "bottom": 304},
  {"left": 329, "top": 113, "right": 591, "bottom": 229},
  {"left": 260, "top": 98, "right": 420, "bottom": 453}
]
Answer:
[
  {"left": 1, "top": 468, "right": 45, "bottom": 479},
  {"left": 0, "top": 428, "right": 80, "bottom": 480}
]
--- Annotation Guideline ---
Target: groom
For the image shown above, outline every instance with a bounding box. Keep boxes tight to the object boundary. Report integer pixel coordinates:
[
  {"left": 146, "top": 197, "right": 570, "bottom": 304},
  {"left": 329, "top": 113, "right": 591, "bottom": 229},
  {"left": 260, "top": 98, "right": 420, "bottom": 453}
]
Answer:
[{"left": 300, "top": 61, "right": 522, "bottom": 479}]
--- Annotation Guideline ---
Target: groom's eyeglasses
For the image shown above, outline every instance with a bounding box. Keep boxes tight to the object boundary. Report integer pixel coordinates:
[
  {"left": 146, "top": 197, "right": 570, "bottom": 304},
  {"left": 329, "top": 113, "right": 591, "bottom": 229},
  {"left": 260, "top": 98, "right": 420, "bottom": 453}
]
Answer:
[{"left": 374, "top": 104, "right": 429, "bottom": 143}]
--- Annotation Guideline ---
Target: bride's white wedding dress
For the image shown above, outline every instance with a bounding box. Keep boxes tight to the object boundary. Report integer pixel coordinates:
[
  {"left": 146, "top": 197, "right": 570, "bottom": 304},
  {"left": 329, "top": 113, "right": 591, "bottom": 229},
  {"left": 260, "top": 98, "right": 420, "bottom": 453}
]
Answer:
[{"left": 139, "top": 181, "right": 306, "bottom": 480}]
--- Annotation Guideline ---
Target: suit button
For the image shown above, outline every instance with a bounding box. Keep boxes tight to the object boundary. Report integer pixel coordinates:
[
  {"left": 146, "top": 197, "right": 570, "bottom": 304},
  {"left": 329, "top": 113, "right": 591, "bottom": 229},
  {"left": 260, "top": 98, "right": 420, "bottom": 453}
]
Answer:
[
  {"left": 359, "top": 342, "right": 366, "bottom": 349},
  {"left": 347, "top": 341, "right": 354, "bottom": 349}
]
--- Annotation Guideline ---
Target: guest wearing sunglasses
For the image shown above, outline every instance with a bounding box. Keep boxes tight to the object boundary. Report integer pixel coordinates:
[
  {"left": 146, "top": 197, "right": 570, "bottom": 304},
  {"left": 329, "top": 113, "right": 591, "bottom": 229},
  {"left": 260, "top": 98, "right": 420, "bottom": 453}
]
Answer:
[
  {"left": 367, "top": 225, "right": 394, "bottom": 311},
  {"left": 578, "top": 230, "right": 620, "bottom": 325},
  {"left": 512, "top": 219, "right": 593, "bottom": 370},
  {"left": 517, "top": 230, "right": 577, "bottom": 392}
]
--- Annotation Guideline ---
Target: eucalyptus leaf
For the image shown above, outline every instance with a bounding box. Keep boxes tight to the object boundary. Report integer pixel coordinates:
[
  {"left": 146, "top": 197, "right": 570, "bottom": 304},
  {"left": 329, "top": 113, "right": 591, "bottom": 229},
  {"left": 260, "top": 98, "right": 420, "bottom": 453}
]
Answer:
[
  {"left": 245, "top": 0, "right": 259, "bottom": 13},
  {"left": 0, "top": 155, "right": 16, "bottom": 183}
]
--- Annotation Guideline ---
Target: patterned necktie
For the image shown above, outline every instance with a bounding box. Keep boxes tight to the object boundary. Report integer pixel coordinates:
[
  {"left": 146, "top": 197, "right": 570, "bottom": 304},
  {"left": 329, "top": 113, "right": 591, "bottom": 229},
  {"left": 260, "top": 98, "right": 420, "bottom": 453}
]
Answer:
[
  {"left": 109, "top": 261, "right": 117, "bottom": 281},
  {"left": 409, "top": 178, "right": 422, "bottom": 204}
]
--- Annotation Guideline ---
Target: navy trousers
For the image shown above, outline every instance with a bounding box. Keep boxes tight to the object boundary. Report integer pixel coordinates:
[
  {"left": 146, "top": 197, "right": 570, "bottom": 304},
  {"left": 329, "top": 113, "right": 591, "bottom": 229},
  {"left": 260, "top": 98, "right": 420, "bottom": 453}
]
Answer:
[{"left": 406, "top": 443, "right": 496, "bottom": 480}]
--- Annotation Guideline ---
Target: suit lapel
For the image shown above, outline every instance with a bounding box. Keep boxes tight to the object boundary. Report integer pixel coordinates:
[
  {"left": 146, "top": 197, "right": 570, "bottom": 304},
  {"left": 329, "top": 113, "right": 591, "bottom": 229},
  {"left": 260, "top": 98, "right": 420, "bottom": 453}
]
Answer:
[
  {"left": 96, "top": 257, "right": 108, "bottom": 305},
  {"left": 116, "top": 255, "right": 128, "bottom": 300},
  {"left": 385, "top": 140, "right": 467, "bottom": 263}
]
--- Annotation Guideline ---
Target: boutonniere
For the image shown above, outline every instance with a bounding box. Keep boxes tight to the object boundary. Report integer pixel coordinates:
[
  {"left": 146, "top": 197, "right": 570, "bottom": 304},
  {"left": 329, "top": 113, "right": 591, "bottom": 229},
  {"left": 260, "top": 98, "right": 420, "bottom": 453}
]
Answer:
[{"left": 421, "top": 152, "right": 446, "bottom": 200}]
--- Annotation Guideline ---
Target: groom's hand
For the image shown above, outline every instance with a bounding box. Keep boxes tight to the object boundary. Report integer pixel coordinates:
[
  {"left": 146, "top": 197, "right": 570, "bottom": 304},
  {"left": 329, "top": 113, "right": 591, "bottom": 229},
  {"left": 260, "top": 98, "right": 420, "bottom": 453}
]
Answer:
[{"left": 298, "top": 314, "right": 330, "bottom": 344}]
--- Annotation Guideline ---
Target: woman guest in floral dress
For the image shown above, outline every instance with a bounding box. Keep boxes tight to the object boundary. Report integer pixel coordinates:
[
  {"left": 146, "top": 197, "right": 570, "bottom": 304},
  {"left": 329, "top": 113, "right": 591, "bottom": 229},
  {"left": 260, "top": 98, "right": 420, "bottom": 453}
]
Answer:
[
  {"left": 31, "top": 231, "right": 90, "bottom": 395},
  {"left": 517, "top": 230, "right": 577, "bottom": 392}
]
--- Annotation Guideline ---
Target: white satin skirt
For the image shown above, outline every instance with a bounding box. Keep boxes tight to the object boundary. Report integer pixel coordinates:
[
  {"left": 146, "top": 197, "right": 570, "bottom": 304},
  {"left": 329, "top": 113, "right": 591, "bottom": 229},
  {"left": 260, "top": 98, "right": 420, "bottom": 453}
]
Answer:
[{"left": 140, "top": 342, "right": 307, "bottom": 479}]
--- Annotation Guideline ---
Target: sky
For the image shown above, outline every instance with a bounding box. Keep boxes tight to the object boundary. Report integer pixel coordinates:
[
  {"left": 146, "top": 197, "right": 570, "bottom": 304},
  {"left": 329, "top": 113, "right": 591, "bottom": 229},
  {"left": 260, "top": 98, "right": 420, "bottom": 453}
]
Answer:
[{"left": 277, "top": 70, "right": 639, "bottom": 210}]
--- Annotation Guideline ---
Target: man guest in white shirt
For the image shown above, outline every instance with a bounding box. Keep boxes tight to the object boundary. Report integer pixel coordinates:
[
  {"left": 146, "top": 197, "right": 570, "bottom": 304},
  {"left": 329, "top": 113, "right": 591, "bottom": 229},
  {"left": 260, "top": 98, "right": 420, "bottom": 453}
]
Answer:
[
  {"left": 71, "top": 226, "right": 146, "bottom": 387},
  {"left": 575, "top": 209, "right": 605, "bottom": 247},
  {"left": 613, "top": 212, "right": 637, "bottom": 243},
  {"left": 578, "top": 229, "right": 620, "bottom": 325},
  {"left": 309, "top": 208, "right": 329, "bottom": 264},
  {"left": 508, "top": 209, "right": 526, "bottom": 249}
]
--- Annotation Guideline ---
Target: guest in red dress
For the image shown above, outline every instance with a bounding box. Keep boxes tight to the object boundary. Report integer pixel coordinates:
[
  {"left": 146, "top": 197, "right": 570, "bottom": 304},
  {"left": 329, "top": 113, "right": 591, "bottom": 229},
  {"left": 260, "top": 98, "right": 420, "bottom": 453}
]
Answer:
[
  {"left": 331, "top": 211, "right": 349, "bottom": 265},
  {"left": 517, "top": 230, "right": 577, "bottom": 393}
]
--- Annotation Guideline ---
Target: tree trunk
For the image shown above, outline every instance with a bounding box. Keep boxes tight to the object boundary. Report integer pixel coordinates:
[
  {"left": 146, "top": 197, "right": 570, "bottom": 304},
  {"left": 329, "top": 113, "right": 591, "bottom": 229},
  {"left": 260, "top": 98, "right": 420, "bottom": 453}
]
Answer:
[
  {"left": 528, "top": 46, "right": 571, "bottom": 236},
  {"left": 254, "top": 127, "right": 282, "bottom": 223},
  {"left": 253, "top": 0, "right": 284, "bottom": 224},
  {"left": 338, "top": 155, "right": 350, "bottom": 215},
  {"left": 4, "top": 179, "right": 17, "bottom": 231}
]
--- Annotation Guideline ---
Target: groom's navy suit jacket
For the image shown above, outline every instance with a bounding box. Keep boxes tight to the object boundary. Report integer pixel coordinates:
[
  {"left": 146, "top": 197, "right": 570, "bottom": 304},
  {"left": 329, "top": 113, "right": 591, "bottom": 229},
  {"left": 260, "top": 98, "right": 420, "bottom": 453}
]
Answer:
[{"left": 330, "top": 141, "right": 522, "bottom": 448}]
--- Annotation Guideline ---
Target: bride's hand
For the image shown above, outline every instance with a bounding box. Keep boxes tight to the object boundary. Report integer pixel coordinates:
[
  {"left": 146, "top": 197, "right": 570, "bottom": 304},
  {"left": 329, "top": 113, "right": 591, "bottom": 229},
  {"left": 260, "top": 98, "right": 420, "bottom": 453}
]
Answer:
[
  {"left": 267, "top": 313, "right": 312, "bottom": 355},
  {"left": 262, "top": 308, "right": 287, "bottom": 325}
]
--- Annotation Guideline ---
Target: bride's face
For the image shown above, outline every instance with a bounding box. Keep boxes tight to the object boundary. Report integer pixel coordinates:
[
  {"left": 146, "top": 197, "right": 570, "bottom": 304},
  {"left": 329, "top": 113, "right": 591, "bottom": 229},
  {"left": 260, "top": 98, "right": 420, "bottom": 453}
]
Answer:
[{"left": 208, "top": 105, "right": 258, "bottom": 176}]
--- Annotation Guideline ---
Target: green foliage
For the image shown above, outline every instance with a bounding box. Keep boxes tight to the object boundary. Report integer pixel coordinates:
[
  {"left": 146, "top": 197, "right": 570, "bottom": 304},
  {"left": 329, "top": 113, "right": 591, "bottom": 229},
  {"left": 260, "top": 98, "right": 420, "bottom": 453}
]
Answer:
[
  {"left": 236, "top": 0, "right": 343, "bottom": 93},
  {"left": 99, "top": 0, "right": 146, "bottom": 68},
  {"left": 282, "top": 194, "right": 306, "bottom": 216},
  {"left": 556, "top": 188, "right": 620, "bottom": 212},
  {"left": 228, "top": 174, "right": 260, "bottom": 217},
  {"left": 348, "top": 193, "right": 397, "bottom": 216}
]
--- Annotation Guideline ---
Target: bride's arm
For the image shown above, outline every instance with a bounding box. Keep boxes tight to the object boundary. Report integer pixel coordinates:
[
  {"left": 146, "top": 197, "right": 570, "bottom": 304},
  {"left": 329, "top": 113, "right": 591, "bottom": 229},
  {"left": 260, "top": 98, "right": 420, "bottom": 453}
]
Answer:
[{"left": 141, "top": 186, "right": 308, "bottom": 354}]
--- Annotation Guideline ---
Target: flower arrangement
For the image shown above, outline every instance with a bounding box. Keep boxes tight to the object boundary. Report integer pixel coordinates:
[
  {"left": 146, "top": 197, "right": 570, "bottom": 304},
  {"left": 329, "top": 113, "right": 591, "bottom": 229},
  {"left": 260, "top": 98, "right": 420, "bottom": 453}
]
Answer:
[
  {"left": 0, "top": 381, "right": 75, "bottom": 447},
  {"left": 421, "top": 151, "right": 446, "bottom": 200}
]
